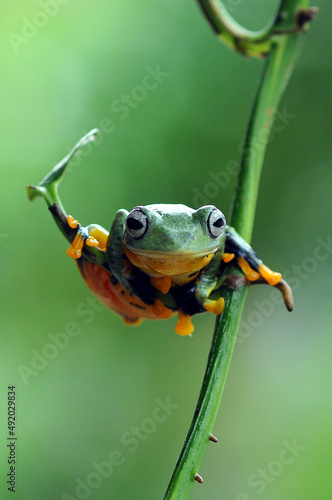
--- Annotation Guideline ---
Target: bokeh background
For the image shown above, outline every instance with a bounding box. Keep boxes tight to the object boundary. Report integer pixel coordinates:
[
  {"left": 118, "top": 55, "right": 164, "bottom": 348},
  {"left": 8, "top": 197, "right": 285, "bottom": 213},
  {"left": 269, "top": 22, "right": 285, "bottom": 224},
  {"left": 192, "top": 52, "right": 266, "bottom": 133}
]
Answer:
[{"left": 1, "top": 1, "right": 331, "bottom": 499}]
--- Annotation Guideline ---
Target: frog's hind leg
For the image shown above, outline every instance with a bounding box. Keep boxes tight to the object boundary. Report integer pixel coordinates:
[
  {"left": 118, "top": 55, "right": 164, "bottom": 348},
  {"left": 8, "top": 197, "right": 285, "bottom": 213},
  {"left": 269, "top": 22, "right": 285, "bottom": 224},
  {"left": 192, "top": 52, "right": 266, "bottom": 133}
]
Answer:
[{"left": 225, "top": 226, "right": 293, "bottom": 310}]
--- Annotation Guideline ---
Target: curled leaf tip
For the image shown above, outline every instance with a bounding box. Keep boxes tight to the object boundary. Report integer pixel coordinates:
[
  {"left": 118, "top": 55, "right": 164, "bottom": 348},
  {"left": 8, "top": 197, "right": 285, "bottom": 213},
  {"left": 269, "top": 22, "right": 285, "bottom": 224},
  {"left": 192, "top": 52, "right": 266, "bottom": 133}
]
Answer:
[{"left": 79, "top": 128, "right": 100, "bottom": 147}]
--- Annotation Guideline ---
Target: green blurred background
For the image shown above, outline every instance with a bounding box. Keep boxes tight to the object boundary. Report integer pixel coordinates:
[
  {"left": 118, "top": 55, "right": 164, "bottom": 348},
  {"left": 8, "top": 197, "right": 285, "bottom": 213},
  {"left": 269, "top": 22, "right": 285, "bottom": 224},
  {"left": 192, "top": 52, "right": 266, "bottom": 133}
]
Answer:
[{"left": 1, "top": 1, "right": 331, "bottom": 499}]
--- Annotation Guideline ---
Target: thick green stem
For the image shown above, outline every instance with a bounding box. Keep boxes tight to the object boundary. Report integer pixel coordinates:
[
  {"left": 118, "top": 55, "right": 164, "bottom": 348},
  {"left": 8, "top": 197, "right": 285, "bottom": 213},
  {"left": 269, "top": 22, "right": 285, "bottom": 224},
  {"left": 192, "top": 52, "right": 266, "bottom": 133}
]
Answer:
[{"left": 163, "top": 1, "right": 314, "bottom": 498}]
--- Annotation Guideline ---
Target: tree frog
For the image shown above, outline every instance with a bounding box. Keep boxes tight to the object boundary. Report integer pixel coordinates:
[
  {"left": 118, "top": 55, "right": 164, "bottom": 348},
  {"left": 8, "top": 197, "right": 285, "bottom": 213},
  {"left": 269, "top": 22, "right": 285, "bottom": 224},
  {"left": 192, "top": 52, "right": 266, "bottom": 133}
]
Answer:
[{"left": 27, "top": 130, "right": 293, "bottom": 336}]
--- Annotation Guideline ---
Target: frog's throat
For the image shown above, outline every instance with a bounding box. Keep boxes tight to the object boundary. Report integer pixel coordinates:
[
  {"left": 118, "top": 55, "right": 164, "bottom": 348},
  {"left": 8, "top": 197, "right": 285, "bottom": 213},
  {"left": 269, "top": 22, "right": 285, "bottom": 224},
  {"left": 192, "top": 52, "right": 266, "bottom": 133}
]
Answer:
[{"left": 124, "top": 247, "right": 216, "bottom": 277}]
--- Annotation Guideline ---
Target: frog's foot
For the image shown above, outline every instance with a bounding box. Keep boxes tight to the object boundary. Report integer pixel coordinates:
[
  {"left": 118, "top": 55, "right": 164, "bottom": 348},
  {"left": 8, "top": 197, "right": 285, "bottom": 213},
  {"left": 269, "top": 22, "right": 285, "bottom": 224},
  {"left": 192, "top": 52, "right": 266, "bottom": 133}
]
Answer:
[
  {"left": 123, "top": 316, "right": 143, "bottom": 326},
  {"left": 237, "top": 256, "right": 282, "bottom": 286},
  {"left": 66, "top": 215, "right": 109, "bottom": 258},
  {"left": 258, "top": 263, "right": 281, "bottom": 286},
  {"left": 203, "top": 297, "right": 225, "bottom": 315},
  {"left": 175, "top": 310, "right": 194, "bottom": 336},
  {"left": 150, "top": 276, "right": 172, "bottom": 294}
]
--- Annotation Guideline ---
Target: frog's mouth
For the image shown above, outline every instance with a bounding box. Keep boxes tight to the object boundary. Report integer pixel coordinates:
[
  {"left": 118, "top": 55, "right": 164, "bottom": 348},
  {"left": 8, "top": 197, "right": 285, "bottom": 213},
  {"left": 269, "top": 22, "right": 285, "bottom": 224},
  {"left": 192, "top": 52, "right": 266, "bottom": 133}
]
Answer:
[{"left": 124, "top": 247, "right": 217, "bottom": 277}]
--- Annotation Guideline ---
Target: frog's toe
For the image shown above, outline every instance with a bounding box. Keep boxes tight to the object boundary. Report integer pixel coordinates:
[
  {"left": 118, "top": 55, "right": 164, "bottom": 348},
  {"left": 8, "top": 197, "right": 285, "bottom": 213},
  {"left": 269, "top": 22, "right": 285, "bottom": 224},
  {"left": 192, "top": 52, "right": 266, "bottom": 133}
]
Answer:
[
  {"left": 222, "top": 253, "right": 235, "bottom": 263},
  {"left": 86, "top": 226, "right": 109, "bottom": 252},
  {"left": 204, "top": 297, "right": 225, "bottom": 315},
  {"left": 175, "top": 310, "right": 194, "bottom": 336},
  {"left": 67, "top": 232, "right": 84, "bottom": 259},
  {"left": 258, "top": 263, "right": 282, "bottom": 286},
  {"left": 238, "top": 256, "right": 260, "bottom": 281},
  {"left": 66, "top": 215, "right": 84, "bottom": 258},
  {"left": 86, "top": 236, "right": 100, "bottom": 247},
  {"left": 67, "top": 215, "right": 79, "bottom": 229},
  {"left": 123, "top": 316, "right": 143, "bottom": 326},
  {"left": 150, "top": 276, "right": 172, "bottom": 294}
]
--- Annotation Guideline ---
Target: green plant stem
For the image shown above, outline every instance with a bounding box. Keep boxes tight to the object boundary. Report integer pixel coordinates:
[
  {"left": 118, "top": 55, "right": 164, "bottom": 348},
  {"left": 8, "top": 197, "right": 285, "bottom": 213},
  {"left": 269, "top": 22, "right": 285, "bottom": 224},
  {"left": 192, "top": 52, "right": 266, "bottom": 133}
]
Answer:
[
  {"left": 163, "top": 1, "right": 314, "bottom": 499},
  {"left": 197, "top": 0, "right": 276, "bottom": 57},
  {"left": 197, "top": 0, "right": 316, "bottom": 58}
]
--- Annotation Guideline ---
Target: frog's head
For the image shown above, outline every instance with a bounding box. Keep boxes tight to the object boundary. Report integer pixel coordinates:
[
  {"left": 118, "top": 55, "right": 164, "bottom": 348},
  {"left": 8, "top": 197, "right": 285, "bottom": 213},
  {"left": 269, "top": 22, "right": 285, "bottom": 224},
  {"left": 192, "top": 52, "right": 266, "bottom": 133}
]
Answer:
[{"left": 123, "top": 204, "right": 226, "bottom": 277}]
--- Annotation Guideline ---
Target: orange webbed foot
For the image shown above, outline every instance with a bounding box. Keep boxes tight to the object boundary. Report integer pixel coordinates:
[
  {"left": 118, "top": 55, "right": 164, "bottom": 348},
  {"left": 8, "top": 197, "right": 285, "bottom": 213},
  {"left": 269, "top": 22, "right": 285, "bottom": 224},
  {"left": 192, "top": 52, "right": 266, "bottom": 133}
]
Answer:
[
  {"left": 204, "top": 297, "right": 225, "bottom": 315},
  {"left": 175, "top": 310, "right": 194, "bottom": 336},
  {"left": 258, "top": 263, "right": 282, "bottom": 286},
  {"left": 66, "top": 216, "right": 109, "bottom": 258}
]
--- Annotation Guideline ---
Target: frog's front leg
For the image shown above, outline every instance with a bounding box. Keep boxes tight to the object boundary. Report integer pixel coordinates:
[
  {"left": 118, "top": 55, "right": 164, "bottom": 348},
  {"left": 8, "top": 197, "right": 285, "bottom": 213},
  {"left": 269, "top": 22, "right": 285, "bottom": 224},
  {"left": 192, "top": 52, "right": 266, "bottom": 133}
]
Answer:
[
  {"left": 224, "top": 226, "right": 294, "bottom": 310},
  {"left": 105, "top": 210, "right": 157, "bottom": 306},
  {"left": 195, "top": 250, "right": 225, "bottom": 314},
  {"left": 174, "top": 251, "right": 225, "bottom": 336},
  {"left": 66, "top": 215, "right": 109, "bottom": 259},
  {"left": 46, "top": 204, "right": 108, "bottom": 269}
]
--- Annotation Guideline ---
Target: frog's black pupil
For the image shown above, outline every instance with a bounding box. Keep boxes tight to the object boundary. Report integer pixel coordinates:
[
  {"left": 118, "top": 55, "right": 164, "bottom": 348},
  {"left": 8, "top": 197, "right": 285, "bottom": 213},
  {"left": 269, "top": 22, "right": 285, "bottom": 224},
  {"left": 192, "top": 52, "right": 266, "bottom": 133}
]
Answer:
[
  {"left": 213, "top": 218, "right": 224, "bottom": 228},
  {"left": 127, "top": 218, "right": 143, "bottom": 230}
]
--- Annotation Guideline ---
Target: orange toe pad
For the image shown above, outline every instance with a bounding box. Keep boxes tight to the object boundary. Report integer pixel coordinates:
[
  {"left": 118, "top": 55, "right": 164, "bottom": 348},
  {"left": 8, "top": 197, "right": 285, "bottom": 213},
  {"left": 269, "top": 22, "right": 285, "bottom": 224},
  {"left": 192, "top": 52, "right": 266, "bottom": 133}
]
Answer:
[{"left": 175, "top": 311, "right": 194, "bottom": 336}]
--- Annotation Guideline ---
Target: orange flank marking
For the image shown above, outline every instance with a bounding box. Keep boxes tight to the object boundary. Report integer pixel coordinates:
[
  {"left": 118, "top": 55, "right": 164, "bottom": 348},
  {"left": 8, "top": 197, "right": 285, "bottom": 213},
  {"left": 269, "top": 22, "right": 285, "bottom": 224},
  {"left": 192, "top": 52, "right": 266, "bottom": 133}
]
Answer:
[
  {"left": 258, "top": 263, "right": 282, "bottom": 286},
  {"left": 150, "top": 276, "right": 172, "bottom": 294},
  {"left": 67, "top": 233, "right": 84, "bottom": 259},
  {"left": 204, "top": 297, "right": 224, "bottom": 315},
  {"left": 175, "top": 310, "right": 194, "bottom": 336},
  {"left": 67, "top": 215, "right": 79, "bottom": 229},
  {"left": 78, "top": 260, "right": 176, "bottom": 323},
  {"left": 223, "top": 253, "right": 235, "bottom": 263},
  {"left": 238, "top": 257, "right": 260, "bottom": 281}
]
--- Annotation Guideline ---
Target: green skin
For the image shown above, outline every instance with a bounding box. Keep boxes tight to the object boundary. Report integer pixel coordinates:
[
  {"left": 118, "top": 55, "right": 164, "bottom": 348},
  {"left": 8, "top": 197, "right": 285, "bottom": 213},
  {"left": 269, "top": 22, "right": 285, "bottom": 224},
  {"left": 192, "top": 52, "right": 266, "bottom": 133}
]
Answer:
[
  {"left": 106, "top": 204, "right": 226, "bottom": 309},
  {"left": 26, "top": 131, "right": 294, "bottom": 318}
]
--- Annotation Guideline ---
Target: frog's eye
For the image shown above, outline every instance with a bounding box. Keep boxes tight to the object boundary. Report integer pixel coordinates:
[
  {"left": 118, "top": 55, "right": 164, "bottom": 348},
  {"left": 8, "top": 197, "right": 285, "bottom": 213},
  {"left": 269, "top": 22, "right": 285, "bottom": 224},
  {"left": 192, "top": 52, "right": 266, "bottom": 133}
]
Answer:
[
  {"left": 126, "top": 208, "right": 149, "bottom": 239},
  {"left": 207, "top": 209, "right": 226, "bottom": 238}
]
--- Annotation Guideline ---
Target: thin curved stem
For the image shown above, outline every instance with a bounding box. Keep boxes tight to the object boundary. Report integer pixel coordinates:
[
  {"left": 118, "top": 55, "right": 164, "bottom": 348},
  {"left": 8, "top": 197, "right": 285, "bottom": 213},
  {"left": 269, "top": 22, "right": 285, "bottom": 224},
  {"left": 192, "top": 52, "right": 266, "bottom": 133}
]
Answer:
[
  {"left": 197, "top": 0, "right": 317, "bottom": 58},
  {"left": 163, "top": 1, "right": 315, "bottom": 498}
]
